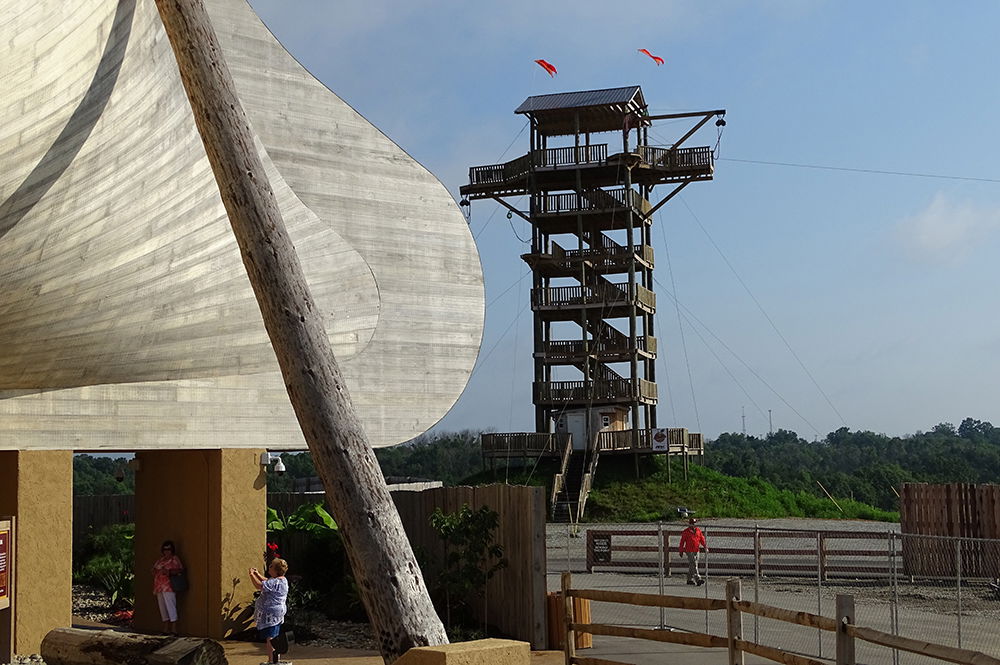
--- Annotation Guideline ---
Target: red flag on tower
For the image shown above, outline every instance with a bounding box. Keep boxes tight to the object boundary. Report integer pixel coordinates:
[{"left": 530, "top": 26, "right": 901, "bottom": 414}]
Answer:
[
  {"left": 534, "top": 59, "right": 558, "bottom": 77},
  {"left": 638, "top": 48, "right": 665, "bottom": 66}
]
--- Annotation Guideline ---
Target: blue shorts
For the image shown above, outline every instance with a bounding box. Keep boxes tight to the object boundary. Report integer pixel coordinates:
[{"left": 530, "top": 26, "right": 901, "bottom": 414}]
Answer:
[{"left": 258, "top": 623, "right": 281, "bottom": 640}]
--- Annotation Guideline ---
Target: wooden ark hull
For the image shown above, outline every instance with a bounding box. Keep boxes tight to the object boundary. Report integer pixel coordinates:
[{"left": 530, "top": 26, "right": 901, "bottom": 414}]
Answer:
[{"left": 0, "top": 0, "right": 484, "bottom": 450}]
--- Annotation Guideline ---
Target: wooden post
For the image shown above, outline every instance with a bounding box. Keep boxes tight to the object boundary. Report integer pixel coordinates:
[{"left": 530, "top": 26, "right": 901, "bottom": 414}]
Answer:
[
  {"left": 151, "top": 2, "right": 448, "bottom": 661},
  {"left": 836, "top": 594, "right": 855, "bottom": 665},
  {"left": 726, "top": 578, "right": 744, "bottom": 665},
  {"left": 562, "top": 571, "right": 576, "bottom": 665}
]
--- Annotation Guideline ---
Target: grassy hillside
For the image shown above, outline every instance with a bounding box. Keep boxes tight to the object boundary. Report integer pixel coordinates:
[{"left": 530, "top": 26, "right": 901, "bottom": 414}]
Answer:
[
  {"left": 460, "top": 456, "right": 898, "bottom": 523},
  {"left": 585, "top": 457, "right": 898, "bottom": 522}
]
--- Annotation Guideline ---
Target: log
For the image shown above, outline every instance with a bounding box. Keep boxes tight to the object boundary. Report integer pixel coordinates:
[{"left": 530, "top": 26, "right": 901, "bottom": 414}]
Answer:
[
  {"left": 41, "top": 628, "right": 225, "bottom": 665},
  {"left": 151, "top": 1, "right": 448, "bottom": 662}
]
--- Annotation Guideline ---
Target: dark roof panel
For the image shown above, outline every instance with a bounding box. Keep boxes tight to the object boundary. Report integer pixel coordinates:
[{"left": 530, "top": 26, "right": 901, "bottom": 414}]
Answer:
[
  {"left": 515, "top": 86, "right": 643, "bottom": 115},
  {"left": 514, "top": 86, "right": 648, "bottom": 136}
]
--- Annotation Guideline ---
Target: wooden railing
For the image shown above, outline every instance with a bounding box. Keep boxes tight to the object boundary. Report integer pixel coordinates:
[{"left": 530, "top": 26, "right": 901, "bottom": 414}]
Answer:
[
  {"left": 637, "top": 145, "right": 713, "bottom": 171},
  {"left": 468, "top": 153, "right": 532, "bottom": 186},
  {"left": 560, "top": 573, "right": 1000, "bottom": 665},
  {"left": 561, "top": 243, "right": 654, "bottom": 269},
  {"left": 480, "top": 432, "right": 570, "bottom": 456},
  {"left": 550, "top": 436, "right": 576, "bottom": 512},
  {"left": 538, "top": 187, "right": 650, "bottom": 216},
  {"left": 541, "top": 334, "right": 655, "bottom": 359},
  {"left": 533, "top": 379, "right": 656, "bottom": 404},
  {"left": 533, "top": 144, "right": 607, "bottom": 168},
  {"left": 467, "top": 145, "right": 608, "bottom": 188},
  {"left": 531, "top": 282, "right": 656, "bottom": 310},
  {"left": 598, "top": 427, "right": 690, "bottom": 453},
  {"left": 585, "top": 527, "right": 898, "bottom": 577}
]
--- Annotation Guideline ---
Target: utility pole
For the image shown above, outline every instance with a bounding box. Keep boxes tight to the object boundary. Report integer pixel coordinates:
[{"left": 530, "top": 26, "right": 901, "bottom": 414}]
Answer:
[
  {"left": 741, "top": 406, "right": 746, "bottom": 437},
  {"left": 768, "top": 409, "right": 773, "bottom": 436}
]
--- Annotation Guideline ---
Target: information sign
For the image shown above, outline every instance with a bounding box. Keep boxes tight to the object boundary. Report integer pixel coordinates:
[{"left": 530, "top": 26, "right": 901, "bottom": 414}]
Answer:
[
  {"left": 651, "top": 428, "right": 669, "bottom": 451},
  {"left": 592, "top": 534, "right": 612, "bottom": 563},
  {"left": 0, "top": 519, "right": 10, "bottom": 610}
]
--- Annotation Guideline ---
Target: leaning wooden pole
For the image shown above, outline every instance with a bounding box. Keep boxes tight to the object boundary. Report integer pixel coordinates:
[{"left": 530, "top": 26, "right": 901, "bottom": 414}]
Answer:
[{"left": 152, "top": 1, "right": 448, "bottom": 661}]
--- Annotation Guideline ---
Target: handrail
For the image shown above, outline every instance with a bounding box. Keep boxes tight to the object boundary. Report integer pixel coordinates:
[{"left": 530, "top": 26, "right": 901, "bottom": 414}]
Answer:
[
  {"left": 576, "top": 433, "right": 601, "bottom": 522},
  {"left": 550, "top": 435, "right": 575, "bottom": 513},
  {"left": 533, "top": 144, "right": 607, "bottom": 168},
  {"left": 538, "top": 187, "right": 649, "bottom": 215},
  {"left": 636, "top": 145, "right": 713, "bottom": 171},
  {"left": 467, "top": 144, "right": 609, "bottom": 187}
]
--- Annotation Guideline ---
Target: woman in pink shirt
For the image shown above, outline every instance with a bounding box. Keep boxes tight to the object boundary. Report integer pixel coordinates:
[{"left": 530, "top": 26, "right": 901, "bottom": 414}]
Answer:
[{"left": 152, "top": 540, "right": 184, "bottom": 635}]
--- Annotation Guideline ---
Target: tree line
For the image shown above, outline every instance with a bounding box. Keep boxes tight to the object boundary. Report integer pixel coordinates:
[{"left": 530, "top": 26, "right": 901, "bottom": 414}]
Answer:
[
  {"left": 705, "top": 418, "right": 1000, "bottom": 510},
  {"left": 73, "top": 430, "right": 484, "bottom": 495},
  {"left": 73, "top": 419, "right": 1000, "bottom": 509}
]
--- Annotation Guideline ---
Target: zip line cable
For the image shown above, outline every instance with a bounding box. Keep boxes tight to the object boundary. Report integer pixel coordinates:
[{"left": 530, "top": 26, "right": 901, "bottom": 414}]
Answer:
[
  {"left": 654, "top": 276, "right": 767, "bottom": 423},
  {"left": 679, "top": 196, "right": 847, "bottom": 428},
  {"left": 653, "top": 275, "right": 822, "bottom": 438},
  {"left": 469, "top": 299, "right": 531, "bottom": 380},
  {"left": 720, "top": 158, "right": 1000, "bottom": 184},
  {"left": 658, "top": 212, "right": 701, "bottom": 432}
]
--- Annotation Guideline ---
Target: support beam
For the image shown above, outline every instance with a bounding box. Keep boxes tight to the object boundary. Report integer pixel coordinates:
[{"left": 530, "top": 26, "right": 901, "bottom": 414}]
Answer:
[
  {"left": 491, "top": 197, "right": 532, "bottom": 223},
  {"left": 152, "top": 1, "right": 447, "bottom": 661}
]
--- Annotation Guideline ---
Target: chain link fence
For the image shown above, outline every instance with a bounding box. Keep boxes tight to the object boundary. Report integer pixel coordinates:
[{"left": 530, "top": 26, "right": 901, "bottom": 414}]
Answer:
[{"left": 547, "top": 522, "right": 1000, "bottom": 663}]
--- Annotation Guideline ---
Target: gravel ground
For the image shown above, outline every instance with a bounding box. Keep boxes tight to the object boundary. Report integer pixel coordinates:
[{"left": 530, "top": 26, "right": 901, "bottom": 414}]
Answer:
[{"left": 66, "top": 584, "right": 376, "bottom": 650}]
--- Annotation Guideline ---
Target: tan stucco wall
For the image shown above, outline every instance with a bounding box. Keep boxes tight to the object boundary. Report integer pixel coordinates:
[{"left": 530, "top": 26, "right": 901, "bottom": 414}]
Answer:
[
  {"left": 134, "top": 449, "right": 263, "bottom": 638},
  {"left": 0, "top": 451, "right": 73, "bottom": 655}
]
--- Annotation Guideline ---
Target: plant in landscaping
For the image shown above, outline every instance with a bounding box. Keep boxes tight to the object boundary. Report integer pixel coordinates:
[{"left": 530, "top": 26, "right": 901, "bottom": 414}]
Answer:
[
  {"left": 76, "top": 524, "right": 136, "bottom": 609},
  {"left": 428, "top": 504, "right": 507, "bottom": 630},
  {"left": 266, "top": 502, "right": 359, "bottom": 619}
]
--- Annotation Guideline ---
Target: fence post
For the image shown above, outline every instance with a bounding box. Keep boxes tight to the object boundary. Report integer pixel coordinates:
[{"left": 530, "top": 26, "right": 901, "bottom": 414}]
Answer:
[
  {"left": 753, "top": 524, "right": 760, "bottom": 644},
  {"left": 726, "top": 578, "right": 744, "bottom": 665},
  {"left": 585, "top": 529, "right": 593, "bottom": 573},
  {"left": 889, "top": 530, "right": 899, "bottom": 665},
  {"left": 836, "top": 594, "right": 855, "bottom": 665},
  {"left": 956, "top": 538, "right": 962, "bottom": 649},
  {"left": 817, "top": 532, "right": 823, "bottom": 659},
  {"left": 819, "top": 532, "right": 827, "bottom": 581},
  {"left": 658, "top": 521, "right": 665, "bottom": 630},
  {"left": 562, "top": 571, "right": 576, "bottom": 665}
]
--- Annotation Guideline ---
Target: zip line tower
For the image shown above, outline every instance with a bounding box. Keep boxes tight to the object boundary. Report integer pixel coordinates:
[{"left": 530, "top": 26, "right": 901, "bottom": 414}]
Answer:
[{"left": 461, "top": 86, "right": 724, "bottom": 521}]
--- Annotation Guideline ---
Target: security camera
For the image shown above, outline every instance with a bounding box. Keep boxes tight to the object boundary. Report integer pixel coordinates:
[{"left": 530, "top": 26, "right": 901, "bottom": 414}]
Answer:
[{"left": 260, "top": 452, "right": 285, "bottom": 475}]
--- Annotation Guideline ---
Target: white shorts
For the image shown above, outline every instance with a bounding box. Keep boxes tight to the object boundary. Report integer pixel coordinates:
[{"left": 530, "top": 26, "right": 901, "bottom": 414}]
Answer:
[{"left": 156, "top": 591, "right": 178, "bottom": 622}]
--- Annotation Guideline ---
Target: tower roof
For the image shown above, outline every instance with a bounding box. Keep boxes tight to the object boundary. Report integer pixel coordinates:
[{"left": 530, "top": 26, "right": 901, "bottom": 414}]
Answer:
[{"left": 515, "top": 85, "right": 647, "bottom": 136}]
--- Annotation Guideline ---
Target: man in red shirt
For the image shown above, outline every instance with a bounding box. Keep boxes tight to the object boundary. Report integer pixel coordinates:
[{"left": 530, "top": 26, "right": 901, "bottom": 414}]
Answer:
[{"left": 678, "top": 518, "right": 707, "bottom": 585}]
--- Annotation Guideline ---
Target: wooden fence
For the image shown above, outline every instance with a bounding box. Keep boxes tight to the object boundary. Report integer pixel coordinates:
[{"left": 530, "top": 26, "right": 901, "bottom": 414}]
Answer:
[
  {"left": 560, "top": 573, "right": 1000, "bottom": 665},
  {"left": 74, "top": 487, "right": 548, "bottom": 648},
  {"left": 900, "top": 483, "right": 1000, "bottom": 577},
  {"left": 73, "top": 494, "right": 134, "bottom": 552},
  {"left": 586, "top": 527, "right": 896, "bottom": 578},
  {"left": 391, "top": 485, "right": 547, "bottom": 650}
]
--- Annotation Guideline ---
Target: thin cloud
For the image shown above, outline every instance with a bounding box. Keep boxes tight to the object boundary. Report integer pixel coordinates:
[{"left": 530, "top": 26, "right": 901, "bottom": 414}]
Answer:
[{"left": 896, "top": 193, "right": 1000, "bottom": 262}]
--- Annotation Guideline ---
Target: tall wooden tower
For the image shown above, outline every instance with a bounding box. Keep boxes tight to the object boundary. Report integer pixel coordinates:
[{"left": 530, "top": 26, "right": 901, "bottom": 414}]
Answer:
[{"left": 462, "top": 86, "right": 724, "bottom": 520}]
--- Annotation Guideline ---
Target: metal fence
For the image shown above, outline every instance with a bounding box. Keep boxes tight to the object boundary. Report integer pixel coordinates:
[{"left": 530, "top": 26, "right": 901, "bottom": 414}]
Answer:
[{"left": 546, "top": 523, "right": 1000, "bottom": 664}]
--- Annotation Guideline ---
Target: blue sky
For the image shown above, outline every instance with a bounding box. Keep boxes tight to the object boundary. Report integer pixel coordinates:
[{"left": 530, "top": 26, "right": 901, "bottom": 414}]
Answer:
[{"left": 247, "top": 0, "right": 1000, "bottom": 441}]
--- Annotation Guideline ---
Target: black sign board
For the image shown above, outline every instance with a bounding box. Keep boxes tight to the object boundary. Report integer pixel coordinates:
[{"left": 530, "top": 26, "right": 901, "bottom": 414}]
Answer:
[{"left": 592, "top": 534, "right": 612, "bottom": 563}]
